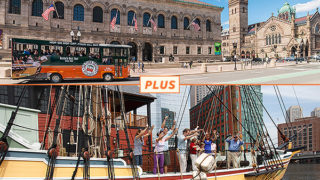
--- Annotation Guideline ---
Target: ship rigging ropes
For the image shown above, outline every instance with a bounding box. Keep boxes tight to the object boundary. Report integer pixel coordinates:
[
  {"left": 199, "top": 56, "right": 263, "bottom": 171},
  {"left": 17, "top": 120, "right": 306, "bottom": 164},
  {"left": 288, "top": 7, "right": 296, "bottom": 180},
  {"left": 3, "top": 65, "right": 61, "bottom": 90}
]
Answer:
[
  {"left": 204, "top": 86, "right": 284, "bottom": 172},
  {"left": 0, "top": 86, "right": 28, "bottom": 166},
  {"left": 45, "top": 86, "right": 68, "bottom": 180},
  {"left": 116, "top": 85, "right": 140, "bottom": 180}
]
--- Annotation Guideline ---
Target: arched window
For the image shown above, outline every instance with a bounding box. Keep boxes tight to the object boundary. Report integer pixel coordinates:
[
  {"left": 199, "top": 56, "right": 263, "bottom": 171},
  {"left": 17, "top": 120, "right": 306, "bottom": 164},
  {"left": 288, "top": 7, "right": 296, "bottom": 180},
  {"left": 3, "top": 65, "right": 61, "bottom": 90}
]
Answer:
[
  {"left": 111, "top": 9, "right": 120, "bottom": 25},
  {"left": 184, "top": 17, "right": 190, "bottom": 30},
  {"left": 272, "top": 34, "right": 274, "bottom": 44},
  {"left": 195, "top": 18, "right": 201, "bottom": 31},
  {"left": 9, "top": 0, "right": 21, "bottom": 14},
  {"left": 275, "top": 34, "right": 278, "bottom": 44},
  {"left": 53, "top": 1, "right": 64, "bottom": 19},
  {"left": 268, "top": 35, "right": 271, "bottom": 45},
  {"left": 278, "top": 34, "right": 281, "bottom": 44},
  {"left": 171, "top": 16, "right": 178, "bottom": 29},
  {"left": 232, "top": 9, "right": 234, "bottom": 14},
  {"left": 315, "top": 24, "right": 320, "bottom": 33},
  {"left": 143, "top": 12, "right": 151, "bottom": 27},
  {"left": 266, "top": 36, "right": 268, "bottom": 45},
  {"left": 32, "top": 0, "right": 43, "bottom": 17},
  {"left": 158, "top": 14, "right": 165, "bottom": 28},
  {"left": 128, "top": 11, "right": 135, "bottom": 26},
  {"left": 93, "top": 6, "right": 103, "bottom": 23},
  {"left": 206, "top": 20, "right": 211, "bottom": 32},
  {"left": 73, "top": 4, "right": 84, "bottom": 21}
]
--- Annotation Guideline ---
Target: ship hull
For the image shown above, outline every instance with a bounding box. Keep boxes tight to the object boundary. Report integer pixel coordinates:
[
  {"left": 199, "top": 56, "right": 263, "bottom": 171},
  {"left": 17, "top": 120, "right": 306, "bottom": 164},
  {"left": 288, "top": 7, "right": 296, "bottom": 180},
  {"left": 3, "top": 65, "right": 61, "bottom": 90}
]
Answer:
[{"left": 0, "top": 148, "right": 296, "bottom": 180}]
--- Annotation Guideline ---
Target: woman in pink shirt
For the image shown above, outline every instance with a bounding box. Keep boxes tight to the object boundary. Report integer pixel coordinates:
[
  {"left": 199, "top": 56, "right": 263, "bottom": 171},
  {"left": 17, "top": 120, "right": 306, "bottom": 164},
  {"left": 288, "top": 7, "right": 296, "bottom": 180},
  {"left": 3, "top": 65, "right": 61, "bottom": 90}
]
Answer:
[{"left": 153, "top": 128, "right": 178, "bottom": 174}]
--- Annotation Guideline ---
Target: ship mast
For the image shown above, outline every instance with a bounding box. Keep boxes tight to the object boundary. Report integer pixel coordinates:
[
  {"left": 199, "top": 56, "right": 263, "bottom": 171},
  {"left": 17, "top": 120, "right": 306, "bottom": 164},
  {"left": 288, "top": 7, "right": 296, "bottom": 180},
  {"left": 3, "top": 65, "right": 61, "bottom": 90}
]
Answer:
[{"left": 231, "top": 85, "right": 238, "bottom": 134}]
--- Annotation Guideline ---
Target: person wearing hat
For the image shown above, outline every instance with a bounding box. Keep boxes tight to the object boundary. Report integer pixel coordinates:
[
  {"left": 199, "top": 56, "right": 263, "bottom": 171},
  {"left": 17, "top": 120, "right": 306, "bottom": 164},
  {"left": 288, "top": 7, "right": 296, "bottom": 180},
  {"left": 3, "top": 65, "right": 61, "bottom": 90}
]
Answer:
[{"left": 226, "top": 134, "right": 243, "bottom": 169}]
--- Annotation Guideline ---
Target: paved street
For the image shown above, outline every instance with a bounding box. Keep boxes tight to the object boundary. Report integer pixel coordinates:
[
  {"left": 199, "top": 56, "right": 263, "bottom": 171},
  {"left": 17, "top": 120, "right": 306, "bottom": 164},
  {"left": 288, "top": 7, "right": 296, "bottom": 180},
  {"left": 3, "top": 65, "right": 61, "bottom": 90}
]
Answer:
[
  {"left": 2, "top": 61, "right": 320, "bottom": 85},
  {"left": 181, "top": 63, "right": 320, "bottom": 84}
]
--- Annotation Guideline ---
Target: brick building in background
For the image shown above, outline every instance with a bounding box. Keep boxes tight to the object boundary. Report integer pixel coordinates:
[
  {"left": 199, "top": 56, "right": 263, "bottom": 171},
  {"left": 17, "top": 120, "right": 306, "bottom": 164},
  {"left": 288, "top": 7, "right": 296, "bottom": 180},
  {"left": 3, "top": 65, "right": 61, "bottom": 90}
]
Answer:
[
  {"left": 190, "top": 86, "right": 263, "bottom": 151},
  {"left": 0, "top": 86, "right": 156, "bottom": 169},
  {"left": 278, "top": 116, "right": 320, "bottom": 153}
]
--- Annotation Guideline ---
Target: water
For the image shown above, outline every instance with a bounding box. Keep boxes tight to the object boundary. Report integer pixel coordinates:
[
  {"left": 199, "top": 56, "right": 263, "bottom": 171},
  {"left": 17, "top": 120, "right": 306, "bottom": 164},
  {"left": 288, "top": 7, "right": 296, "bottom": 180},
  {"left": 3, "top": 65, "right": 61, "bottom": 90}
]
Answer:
[{"left": 283, "top": 163, "right": 320, "bottom": 180}]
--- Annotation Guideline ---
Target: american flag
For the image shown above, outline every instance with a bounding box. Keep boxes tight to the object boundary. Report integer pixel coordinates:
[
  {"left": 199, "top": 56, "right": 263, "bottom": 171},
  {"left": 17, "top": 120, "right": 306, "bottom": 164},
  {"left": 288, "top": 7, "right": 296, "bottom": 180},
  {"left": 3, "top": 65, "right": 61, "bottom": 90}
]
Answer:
[
  {"left": 149, "top": 18, "right": 157, "bottom": 32},
  {"left": 42, "top": 4, "right": 55, "bottom": 21},
  {"left": 110, "top": 16, "right": 117, "bottom": 30},
  {"left": 134, "top": 15, "right": 138, "bottom": 31},
  {"left": 191, "top": 21, "right": 201, "bottom": 31}
]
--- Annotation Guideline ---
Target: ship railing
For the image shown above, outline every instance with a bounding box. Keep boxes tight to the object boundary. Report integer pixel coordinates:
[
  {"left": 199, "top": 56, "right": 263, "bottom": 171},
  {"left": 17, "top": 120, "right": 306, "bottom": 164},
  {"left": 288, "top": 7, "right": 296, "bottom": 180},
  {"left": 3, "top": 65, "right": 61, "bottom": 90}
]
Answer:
[{"left": 111, "top": 112, "right": 148, "bottom": 128}]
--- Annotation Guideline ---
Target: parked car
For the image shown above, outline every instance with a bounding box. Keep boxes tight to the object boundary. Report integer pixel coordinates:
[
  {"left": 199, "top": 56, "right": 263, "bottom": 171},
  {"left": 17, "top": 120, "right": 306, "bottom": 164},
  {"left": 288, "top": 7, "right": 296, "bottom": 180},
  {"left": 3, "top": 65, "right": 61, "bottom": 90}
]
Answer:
[
  {"left": 223, "top": 57, "right": 232, "bottom": 62},
  {"left": 296, "top": 57, "right": 305, "bottom": 62},
  {"left": 283, "top": 56, "right": 295, "bottom": 61},
  {"left": 252, "top": 58, "right": 263, "bottom": 62},
  {"left": 240, "top": 58, "right": 251, "bottom": 62},
  {"left": 314, "top": 55, "right": 320, "bottom": 61}
]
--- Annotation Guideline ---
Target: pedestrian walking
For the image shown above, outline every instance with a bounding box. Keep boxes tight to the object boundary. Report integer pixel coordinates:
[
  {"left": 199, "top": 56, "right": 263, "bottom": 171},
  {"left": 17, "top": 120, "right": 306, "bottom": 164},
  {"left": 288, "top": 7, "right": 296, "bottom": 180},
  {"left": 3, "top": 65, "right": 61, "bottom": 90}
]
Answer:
[
  {"left": 138, "top": 61, "right": 141, "bottom": 72},
  {"left": 132, "top": 63, "right": 135, "bottom": 72},
  {"left": 189, "top": 61, "right": 193, "bottom": 69},
  {"left": 142, "top": 62, "right": 145, "bottom": 73}
]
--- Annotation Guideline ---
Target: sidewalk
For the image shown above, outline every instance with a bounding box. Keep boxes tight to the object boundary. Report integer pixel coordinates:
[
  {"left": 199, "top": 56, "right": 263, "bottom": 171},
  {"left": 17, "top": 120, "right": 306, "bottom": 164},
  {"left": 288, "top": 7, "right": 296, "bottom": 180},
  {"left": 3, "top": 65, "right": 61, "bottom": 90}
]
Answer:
[{"left": 131, "top": 61, "right": 306, "bottom": 77}]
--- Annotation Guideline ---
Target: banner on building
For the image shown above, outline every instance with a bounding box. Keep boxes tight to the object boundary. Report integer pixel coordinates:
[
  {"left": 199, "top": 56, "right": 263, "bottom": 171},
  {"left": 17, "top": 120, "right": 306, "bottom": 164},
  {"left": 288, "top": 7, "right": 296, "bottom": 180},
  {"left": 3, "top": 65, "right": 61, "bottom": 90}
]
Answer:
[
  {"left": 0, "top": 29, "right": 3, "bottom": 49},
  {"left": 214, "top": 42, "right": 221, "bottom": 55}
]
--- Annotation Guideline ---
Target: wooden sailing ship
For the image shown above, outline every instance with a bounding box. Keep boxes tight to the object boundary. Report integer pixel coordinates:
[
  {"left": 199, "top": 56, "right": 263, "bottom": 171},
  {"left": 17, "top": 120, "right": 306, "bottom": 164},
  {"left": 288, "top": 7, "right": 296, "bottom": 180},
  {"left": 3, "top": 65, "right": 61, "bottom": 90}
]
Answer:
[{"left": 0, "top": 85, "right": 301, "bottom": 180}]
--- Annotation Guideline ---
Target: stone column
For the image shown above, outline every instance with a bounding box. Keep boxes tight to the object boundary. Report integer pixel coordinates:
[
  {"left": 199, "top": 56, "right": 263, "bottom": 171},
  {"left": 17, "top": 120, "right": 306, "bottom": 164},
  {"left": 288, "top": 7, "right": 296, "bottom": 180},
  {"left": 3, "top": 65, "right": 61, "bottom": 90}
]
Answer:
[
  {"left": 21, "top": 0, "right": 29, "bottom": 27},
  {"left": 137, "top": 42, "right": 143, "bottom": 62},
  {"left": 0, "top": 0, "right": 6, "bottom": 25}
]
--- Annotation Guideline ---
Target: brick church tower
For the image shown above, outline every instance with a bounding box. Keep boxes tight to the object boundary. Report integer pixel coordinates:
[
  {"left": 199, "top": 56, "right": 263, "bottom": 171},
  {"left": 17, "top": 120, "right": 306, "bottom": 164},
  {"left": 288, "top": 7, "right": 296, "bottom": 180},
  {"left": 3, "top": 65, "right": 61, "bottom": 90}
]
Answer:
[{"left": 228, "top": 0, "right": 248, "bottom": 56}]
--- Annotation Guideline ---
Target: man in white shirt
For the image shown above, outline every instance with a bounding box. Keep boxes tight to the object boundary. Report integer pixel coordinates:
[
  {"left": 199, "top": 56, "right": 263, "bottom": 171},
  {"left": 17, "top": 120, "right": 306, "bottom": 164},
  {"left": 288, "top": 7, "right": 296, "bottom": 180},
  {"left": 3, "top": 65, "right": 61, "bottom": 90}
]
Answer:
[{"left": 177, "top": 128, "right": 201, "bottom": 173}]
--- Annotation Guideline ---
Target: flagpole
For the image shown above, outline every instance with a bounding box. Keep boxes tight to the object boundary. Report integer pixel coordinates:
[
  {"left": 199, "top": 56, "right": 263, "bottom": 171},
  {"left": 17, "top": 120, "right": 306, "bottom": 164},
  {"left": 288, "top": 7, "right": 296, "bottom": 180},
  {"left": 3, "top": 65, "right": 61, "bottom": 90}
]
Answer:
[
  {"left": 147, "top": 14, "right": 152, "bottom": 27},
  {"left": 187, "top": 17, "right": 197, "bottom": 30},
  {"left": 131, "top": 13, "right": 135, "bottom": 26},
  {"left": 52, "top": 0, "right": 60, "bottom": 19}
]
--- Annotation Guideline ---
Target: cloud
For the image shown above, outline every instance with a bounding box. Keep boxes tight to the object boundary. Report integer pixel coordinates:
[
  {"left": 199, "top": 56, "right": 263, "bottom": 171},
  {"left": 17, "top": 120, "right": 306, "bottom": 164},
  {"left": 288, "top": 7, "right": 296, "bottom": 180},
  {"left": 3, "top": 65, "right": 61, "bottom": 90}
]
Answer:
[
  {"left": 222, "top": 21, "right": 229, "bottom": 26},
  {"left": 293, "top": 0, "right": 320, "bottom": 13}
]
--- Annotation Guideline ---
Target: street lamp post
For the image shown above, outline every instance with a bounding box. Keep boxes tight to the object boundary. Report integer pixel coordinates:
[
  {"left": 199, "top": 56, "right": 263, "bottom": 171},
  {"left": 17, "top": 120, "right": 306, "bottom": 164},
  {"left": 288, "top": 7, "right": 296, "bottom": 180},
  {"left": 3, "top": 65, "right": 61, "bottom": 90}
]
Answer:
[
  {"left": 70, "top": 31, "right": 81, "bottom": 43},
  {"left": 233, "top": 41, "right": 237, "bottom": 70}
]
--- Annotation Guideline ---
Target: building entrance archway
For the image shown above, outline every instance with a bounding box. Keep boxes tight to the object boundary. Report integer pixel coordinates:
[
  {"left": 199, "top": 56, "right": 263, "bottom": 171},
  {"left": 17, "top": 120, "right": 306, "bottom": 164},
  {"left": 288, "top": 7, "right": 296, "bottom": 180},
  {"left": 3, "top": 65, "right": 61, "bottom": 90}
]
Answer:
[
  {"left": 291, "top": 46, "right": 297, "bottom": 57},
  {"left": 142, "top": 42, "right": 153, "bottom": 62},
  {"left": 252, "top": 51, "right": 255, "bottom": 58},
  {"left": 305, "top": 44, "right": 309, "bottom": 57},
  {"left": 241, "top": 51, "right": 245, "bottom": 58},
  {"left": 128, "top": 42, "right": 138, "bottom": 62}
]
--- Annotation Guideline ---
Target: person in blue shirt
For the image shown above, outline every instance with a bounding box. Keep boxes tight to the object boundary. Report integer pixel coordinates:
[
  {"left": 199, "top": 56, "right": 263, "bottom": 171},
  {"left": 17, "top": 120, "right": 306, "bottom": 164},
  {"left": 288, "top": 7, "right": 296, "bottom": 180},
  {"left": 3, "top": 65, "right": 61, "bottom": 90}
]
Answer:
[
  {"left": 226, "top": 134, "right": 243, "bottom": 169},
  {"left": 202, "top": 130, "right": 218, "bottom": 155}
]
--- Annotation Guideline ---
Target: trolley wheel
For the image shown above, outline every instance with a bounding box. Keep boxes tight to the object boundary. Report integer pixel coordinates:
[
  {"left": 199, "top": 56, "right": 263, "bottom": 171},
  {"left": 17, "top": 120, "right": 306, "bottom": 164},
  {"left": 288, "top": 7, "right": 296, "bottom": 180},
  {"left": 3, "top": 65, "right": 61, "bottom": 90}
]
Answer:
[
  {"left": 50, "top": 73, "right": 62, "bottom": 83},
  {"left": 103, "top": 73, "right": 113, "bottom": 82}
]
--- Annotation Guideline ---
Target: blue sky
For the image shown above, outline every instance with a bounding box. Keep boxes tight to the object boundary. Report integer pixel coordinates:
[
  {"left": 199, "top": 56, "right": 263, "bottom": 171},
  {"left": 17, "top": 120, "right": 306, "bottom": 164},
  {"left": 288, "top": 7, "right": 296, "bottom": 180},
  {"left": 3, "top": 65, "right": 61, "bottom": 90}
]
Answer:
[
  {"left": 262, "top": 86, "right": 320, "bottom": 145},
  {"left": 200, "top": 0, "right": 320, "bottom": 29}
]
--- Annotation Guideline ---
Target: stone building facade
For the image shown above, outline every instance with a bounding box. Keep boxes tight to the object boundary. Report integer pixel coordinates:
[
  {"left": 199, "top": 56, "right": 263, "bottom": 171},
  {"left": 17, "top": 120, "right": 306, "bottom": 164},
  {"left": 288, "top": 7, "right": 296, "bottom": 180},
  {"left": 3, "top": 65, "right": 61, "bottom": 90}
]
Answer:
[
  {"left": 0, "top": 0, "right": 223, "bottom": 63},
  {"left": 222, "top": 1, "right": 320, "bottom": 59}
]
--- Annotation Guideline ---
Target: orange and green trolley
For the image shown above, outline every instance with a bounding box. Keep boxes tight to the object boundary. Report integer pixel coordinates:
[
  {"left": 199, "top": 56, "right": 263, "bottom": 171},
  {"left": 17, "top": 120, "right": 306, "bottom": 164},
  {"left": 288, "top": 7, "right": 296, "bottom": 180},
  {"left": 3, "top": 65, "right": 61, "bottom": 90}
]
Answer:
[{"left": 11, "top": 38, "right": 131, "bottom": 83}]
